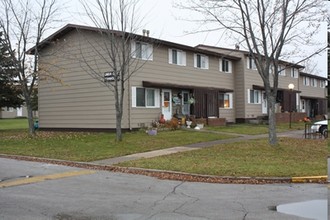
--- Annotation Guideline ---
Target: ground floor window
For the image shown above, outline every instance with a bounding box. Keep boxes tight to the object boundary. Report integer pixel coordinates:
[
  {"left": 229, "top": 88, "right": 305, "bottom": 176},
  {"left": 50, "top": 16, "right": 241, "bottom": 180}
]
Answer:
[
  {"left": 219, "top": 93, "right": 233, "bottom": 109},
  {"left": 248, "top": 89, "right": 261, "bottom": 104},
  {"left": 132, "top": 87, "right": 160, "bottom": 108}
]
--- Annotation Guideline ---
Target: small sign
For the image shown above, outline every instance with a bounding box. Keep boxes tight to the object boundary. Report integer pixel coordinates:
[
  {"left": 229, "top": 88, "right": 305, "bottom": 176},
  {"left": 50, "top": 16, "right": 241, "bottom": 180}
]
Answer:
[{"left": 104, "top": 71, "right": 119, "bottom": 82}]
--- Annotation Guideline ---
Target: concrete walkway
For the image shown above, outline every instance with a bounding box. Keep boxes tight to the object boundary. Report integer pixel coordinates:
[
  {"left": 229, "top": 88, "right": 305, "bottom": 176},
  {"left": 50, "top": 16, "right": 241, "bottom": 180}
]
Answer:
[{"left": 92, "top": 129, "right": 308, "bottom": 166}]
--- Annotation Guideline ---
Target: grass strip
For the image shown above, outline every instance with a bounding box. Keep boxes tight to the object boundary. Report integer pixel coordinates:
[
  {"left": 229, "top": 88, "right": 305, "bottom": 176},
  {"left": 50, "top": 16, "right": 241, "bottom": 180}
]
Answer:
[{"left": 117, "top": 138, "right": 327, "bottom": 177}]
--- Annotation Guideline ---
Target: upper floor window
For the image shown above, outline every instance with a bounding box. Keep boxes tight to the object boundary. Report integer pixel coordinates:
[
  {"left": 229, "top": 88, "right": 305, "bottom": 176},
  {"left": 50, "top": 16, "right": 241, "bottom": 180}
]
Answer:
[
  {"left": 278, "top": 65, "right": 286, "bottom": 76},
  {"left": 291, "top": 68, "right": 298, "bottom": 78},
  {"left": 194, "top": 54, "right": 209, "bottom": 69},
  {"left": 168, "top": 49, "right": 186, "bottom": 66},
  {"left": 132, "top": 87, "right": 160, "bottom": 108},
  {"left": 311, "top": 78, "right": 317, "bottom": 87},
  {"left": 247, "top": 57, "right": 257, "bottom": 70},
  {"left": 248, "top": 89, "right": 261, "bottom": 104},
  {"left": 320, "top": 80, "right": 326, "bottom": 88},
  {"left": 219, "top": 58, "right": 232, "bottom": 73},
  {"left": 131, "top": 41, "right": 153, "bottom": 60},
  {"left": 219, "top": 93, "right": 233, "bottom": 109},
  {"left": 303, "top": 76, "right": 310, "bottom": 86}
]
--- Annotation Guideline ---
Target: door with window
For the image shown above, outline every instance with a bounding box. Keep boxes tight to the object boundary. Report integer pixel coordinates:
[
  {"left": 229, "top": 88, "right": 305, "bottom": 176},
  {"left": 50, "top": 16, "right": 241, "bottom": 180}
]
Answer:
[
  {"left": 182, "top": 91, "right": 190, "bottom": 115},
  {"left": 162, "top": 89, "right": 172, "bottom": 120}
]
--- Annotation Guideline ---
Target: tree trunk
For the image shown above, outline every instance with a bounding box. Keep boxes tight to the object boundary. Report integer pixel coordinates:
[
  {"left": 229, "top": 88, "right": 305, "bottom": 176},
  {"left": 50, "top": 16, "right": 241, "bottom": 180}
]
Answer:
[
  {"left": 25, "top": 97, "right": 36, "bottom": 137},
  {"left": 267, "top": 95, "right": 278, "bottom": 146},
  {"left": 115, "top": 90, "right": 123, "bottom": 142},
  {"left": 115, "top": 112, "right": 122, "bottom": 142}
]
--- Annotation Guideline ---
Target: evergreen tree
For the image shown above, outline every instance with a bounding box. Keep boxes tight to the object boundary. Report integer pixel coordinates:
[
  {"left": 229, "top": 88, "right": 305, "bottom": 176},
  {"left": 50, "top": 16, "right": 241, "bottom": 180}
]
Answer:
[{"left": 0, "top": 32, "right": 24, "bottom": 108}]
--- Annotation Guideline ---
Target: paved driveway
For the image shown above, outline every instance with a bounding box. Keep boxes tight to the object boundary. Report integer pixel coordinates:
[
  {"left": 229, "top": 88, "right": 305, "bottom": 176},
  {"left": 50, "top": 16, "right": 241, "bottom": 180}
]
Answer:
[{"left": 0, "top": 158, "right": 327, "bottom": 220}]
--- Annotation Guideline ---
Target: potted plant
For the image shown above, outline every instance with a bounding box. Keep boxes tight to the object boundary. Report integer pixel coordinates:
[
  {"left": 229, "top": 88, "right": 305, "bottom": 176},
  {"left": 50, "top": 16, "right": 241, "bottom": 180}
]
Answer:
[
  {"left": 195, "top": 118, "right": 205, "bottom": 129},
  {"left": 186, "top": 120, "right": 192, "bottom": 128}
]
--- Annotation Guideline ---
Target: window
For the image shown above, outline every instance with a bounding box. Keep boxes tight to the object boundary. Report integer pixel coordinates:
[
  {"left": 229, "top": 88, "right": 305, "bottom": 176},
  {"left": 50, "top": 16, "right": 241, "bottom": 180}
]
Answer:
[
  {"left": 219, "top": 93, "right": 233, "bottom": 109},
  {"left": 6, "top": 107, "right": 14, "bottom": 112},
  {"left": 132, "top": 87, "right": 160, "bottom": 108},
  {"left": 291, "top": 68, "right": 298, "bottom": 78},
  {"left": 311, "top": 78, "right": 317, "bottom": 87},
  {"left": 303, "top": 76, "right": 310, "bottom": 86},
  {"left": 169, "top": 49, "right": 186, "bottom": 66},
  {"left": 194, "top": 54, "right": 209, "bottom": 69},
  {"left": 248, "top": 89, "right": 261, "bottom": 104},
  {"left": 219, "top": 58, "right": 232, "bottom": 73},
  {"left": 247, "top": 57, "right": 257, "bottom": 70},
  {"left": 320, "top": 80, "right": 326, "bottom": 88},
  {"left": 278, "top": 65, "right": 286, "bottom": 76},
  {"left": 131, "top": 41, "right": 153, "bottom": 60}
]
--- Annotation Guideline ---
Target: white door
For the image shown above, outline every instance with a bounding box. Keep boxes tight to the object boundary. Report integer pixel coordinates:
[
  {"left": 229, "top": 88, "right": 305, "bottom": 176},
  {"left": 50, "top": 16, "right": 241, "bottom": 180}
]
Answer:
[
  {"left": 162, "top": 89, "right": 172, "bottom": 120},
  {"left": 262, "top": 92, "right": 267, "bottom": 114},
  {"left": 16, "top": 107, "right": 23, "bottom": 117},
  {"left": 182, "top": 91, "right": 190, "bottom": 115}
]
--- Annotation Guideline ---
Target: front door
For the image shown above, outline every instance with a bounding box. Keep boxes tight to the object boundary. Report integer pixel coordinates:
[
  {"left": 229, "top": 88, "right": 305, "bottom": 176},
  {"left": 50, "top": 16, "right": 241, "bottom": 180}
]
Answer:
[
  {"left": 182, "top": 91, "right": 190, "bottom": 115},
  {"left": 262, "top": 92, "right": 267, "bottom": 114},
  {"left": 162, "top": 89, "right": 172, "bottom": 120}
]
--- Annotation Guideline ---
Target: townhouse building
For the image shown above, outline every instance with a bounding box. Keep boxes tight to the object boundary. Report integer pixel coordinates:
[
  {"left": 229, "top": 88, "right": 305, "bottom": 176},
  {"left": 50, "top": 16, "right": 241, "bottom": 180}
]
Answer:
[
  {"left": 0, "top": 107, "right": 27, "bottom": 119},
  {"left": 32, "top": 24, "right": 327, "bottom": 130}
]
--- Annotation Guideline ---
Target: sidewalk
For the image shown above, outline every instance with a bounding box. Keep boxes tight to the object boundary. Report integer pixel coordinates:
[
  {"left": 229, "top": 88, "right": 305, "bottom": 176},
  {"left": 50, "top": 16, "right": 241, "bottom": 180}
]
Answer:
[{"left": 92, "top": 129, "right": 306, "bottom": 166}]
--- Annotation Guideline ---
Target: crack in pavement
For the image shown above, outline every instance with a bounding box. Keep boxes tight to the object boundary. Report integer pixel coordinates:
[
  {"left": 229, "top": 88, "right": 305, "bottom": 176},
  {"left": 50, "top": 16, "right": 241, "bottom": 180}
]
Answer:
[{"left": 235, "top": 201, "right": 249, "bottom": 220}]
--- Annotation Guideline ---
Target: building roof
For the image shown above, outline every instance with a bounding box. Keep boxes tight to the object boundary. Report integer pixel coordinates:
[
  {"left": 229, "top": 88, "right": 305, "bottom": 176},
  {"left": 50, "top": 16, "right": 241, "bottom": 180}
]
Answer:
[
  {"left": 196, "top": 44, "right": 305, "bottom": 69},
  {"left": 299, "top": 72, "right": 327, "bottom": 80},
  {"left": 27, "top": 24, "right": 241, "bottom": 61}
]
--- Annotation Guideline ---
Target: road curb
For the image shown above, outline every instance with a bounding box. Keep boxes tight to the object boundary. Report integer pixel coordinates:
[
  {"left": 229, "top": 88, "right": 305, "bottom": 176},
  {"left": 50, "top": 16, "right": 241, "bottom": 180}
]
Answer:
[
  {"left": 0, "top": 154, "right": 327, "bottom": 184},
  {"left": 291, "top": 176, "right": 328, "bottom": 183}
]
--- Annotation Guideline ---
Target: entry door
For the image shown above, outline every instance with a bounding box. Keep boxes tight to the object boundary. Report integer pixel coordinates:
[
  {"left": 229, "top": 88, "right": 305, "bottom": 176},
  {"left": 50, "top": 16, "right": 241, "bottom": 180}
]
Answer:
[
  {"left": 262, "top": 92, "right": 267, "bottom": 114},
  {"left": 162, "top": 89, "right": 172, "bottom": 120},
  {"left": 16, "top": 107, "right": 23, "bottom": 117},
  {"left": 182, "top": 91, "right": 190, "bottom": 115}
]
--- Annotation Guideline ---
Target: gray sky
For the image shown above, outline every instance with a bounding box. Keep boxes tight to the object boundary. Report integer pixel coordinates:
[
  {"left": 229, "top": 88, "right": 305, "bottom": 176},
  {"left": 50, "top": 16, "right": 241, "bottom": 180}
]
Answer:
[{"left": 59, "top": 0, "right": 328, "bottom": 77}]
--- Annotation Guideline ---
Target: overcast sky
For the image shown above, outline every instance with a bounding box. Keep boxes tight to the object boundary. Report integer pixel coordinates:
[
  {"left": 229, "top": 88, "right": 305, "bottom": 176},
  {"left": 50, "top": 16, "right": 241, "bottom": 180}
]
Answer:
[{"left": 58, "top": 0, "right": 328, "bottom": 77}]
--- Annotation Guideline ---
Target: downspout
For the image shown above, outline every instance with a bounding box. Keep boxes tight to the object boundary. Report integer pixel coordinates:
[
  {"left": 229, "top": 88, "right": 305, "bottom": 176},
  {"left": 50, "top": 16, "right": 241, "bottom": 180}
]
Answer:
[{"left": 128, "top": 76, "right": 132, "bottom": 130}]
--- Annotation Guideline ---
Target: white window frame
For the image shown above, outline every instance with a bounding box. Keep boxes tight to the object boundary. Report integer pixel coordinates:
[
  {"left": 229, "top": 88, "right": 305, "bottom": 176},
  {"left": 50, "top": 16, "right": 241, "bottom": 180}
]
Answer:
[
  {"left": 320, "top": 80, "right": 326, "bottom": 88},
  {"left": 310, "top": 78, "right": 317, "bottom": 87},
  {"left": 168, "top": 48, "right": 186, "bottom": 66},
  {"left": 219, "top": 93, "right": 233, "bottom": 109},
  {"left": 219, "top": 58, "right": 232, "bottom": 73},
  {"left": 248, "top": 89, "right": 261, "bottom": 104},
  {"left": 131, "top": 87, "right": 160, "bottom": 108},
  {"left": 194, "top": 54, "right": 209, "bottom": 69},
  {"left": 303, "top": 76, "right": 310, "bottom": 86},
  {"left": 131, "top": 40, "right": 153, "bottom": 61},
  {"left": 291, "top": 68, "right": 298, "bottom": 78},
  {"left": 278, "top": 65, "right": 286, "bottom": 76},
  {"left": 247, "top": 57, "right": 257, "bottom": 70}
]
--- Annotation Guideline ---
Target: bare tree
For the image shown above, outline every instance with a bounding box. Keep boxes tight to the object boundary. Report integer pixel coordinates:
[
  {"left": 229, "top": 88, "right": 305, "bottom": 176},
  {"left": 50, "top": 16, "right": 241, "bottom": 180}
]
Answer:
[
  {"left": 181, "top": 0, "right": 326, "bottom": 146},
  {"left": 0, "top": 0, "right": 60, "bottom": 136},
  {"left": 79, "top": 0, "right": 150, "bottom": 141}
]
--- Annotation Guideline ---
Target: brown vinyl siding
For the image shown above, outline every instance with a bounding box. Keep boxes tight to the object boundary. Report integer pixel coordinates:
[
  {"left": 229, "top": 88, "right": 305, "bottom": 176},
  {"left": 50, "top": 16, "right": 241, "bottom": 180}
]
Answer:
[
  {"left": 38, "top": 29, "right": 235, "bottom": 129},
  {"left": 38, "top": 30, "right": 124, "bottom": 129}
]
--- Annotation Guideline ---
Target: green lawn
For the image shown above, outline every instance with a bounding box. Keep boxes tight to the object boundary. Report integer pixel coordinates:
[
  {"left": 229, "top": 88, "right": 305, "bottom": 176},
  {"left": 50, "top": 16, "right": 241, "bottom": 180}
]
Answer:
[
  {"left": 0, "top": 118, "right": 28, "bottom": 130},
  {"left": 0, "top": 119, "right": 326, "bottom": 177},
  {"left": 0, "top": 129, "right": 234, "bottom": 162},
  {"left": 118, "top": 138, "right": 327, "bottom": 177},
  {"left": 206, "top": 122, "right": 305, "bottom": 135}
]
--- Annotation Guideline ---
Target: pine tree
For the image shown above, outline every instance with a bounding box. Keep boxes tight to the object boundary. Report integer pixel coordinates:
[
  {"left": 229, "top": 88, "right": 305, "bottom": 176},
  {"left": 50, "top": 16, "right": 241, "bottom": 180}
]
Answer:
[{"left": 0, "top": 32, "right": 24, "bottom": 108}]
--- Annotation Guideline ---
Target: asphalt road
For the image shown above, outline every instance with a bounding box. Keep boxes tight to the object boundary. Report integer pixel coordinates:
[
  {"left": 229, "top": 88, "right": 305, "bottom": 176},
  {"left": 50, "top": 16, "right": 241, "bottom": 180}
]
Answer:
[{"left": 0, "top": 158, "right": 327, "bottom": 220}]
